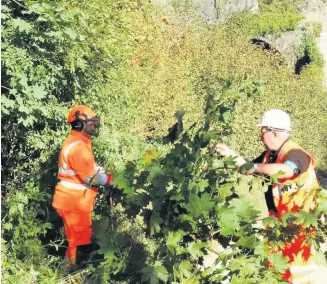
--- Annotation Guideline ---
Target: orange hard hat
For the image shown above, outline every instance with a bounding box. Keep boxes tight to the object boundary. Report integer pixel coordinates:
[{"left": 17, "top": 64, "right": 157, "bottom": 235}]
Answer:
[{"left": 66, "top": 105, "right": 99, "bottom": 124}]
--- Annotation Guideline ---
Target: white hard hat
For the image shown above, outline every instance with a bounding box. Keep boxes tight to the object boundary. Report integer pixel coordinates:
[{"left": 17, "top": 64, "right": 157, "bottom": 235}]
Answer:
[{"left": 257, "top": 109, "right": 292, "bottom": 131}]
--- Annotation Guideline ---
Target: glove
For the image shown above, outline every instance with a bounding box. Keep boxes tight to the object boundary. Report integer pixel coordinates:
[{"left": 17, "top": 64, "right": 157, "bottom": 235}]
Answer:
[{"left": 106, "top": 174, "right": 112, "bottom": 185}]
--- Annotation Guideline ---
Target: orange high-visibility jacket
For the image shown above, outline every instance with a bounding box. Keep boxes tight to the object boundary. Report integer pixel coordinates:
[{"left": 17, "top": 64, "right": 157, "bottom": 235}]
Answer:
[
  {"left": 52, "top": 130, "right": 99, "bottom": 212},
  {"left": 263, "top": 140, "right": 320, "bottom": 283},
  {"left": 263, "top": 140, "right": 320, "bottom": 215}
]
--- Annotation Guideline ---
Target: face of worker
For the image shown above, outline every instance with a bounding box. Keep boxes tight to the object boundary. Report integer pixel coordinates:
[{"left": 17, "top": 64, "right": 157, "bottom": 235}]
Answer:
[
  {"left": 84, "top": 119, "right": 100, "bottom": 137},
  {"left": 260, "top": 126, "right": 277, "bottom": 150}
]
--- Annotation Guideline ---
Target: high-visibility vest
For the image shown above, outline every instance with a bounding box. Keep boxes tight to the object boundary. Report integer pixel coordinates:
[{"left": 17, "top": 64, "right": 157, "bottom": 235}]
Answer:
[
  {"left": 263, "top": 140, "right": 321, "bottom": 283},
  {"left": 52, "top": 131, "right": 98, "bottom": 212},
  {"left": 263, "top": 140, "right": 320, "bottom": 216}
]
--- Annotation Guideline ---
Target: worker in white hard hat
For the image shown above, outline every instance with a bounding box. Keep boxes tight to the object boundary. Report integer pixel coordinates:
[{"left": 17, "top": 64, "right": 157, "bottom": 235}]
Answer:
[{"left": 214, "top": 109, "right": 321, "bottom": 283}]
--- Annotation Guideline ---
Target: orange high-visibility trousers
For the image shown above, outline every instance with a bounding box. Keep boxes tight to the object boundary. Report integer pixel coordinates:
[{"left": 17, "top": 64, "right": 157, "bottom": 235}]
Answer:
[{"left": 56, "top": 209, "right": 92, "bottom": 264}]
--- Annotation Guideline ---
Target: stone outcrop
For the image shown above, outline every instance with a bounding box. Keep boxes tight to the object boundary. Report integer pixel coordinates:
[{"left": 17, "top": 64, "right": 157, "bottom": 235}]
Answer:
[
  {"left": 296, "top": 0, "right": 327, "bottom": 12},
  {"left": 150, "top": 0, "right": 259, "bottom": 23},
  {"left": 215, "top": 0, "right": 259, "bottom": 23},
  {"left": 252, "top": 24, "right": 310, "bottom": 70}
]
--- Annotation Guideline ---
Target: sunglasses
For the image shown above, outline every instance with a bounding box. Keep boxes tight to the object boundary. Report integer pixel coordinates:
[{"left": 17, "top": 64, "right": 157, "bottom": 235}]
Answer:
[{"left": 261, "top": 127, "right": 290, "bottom": 135}]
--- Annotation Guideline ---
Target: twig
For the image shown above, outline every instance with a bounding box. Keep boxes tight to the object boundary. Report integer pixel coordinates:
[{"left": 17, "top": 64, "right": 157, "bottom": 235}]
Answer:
[{"left": 11, "top": 0, "right": 25, "bottom": 8}]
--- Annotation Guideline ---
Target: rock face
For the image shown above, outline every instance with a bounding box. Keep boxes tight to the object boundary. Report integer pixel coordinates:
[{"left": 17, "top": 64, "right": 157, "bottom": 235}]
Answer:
[
  {"left": 150, "top": 0, "right": 259, "bottom": 23},
  {"left": 253, "top": 25, "right": 309, "bottom": 70},
  {"left": 296, "top": 0, "right": 327, "bottom": 12},
  {"left": 192, "top": 0, "right": 217, "bottom": 23},
  {"left": 216, "top": 0, "right": 259, "bottom": 23}
]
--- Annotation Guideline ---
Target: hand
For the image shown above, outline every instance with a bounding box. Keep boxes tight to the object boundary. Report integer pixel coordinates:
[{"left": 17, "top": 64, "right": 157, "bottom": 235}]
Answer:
[
  {"left": 213, "top": 144, "right": 237, "bottom": 157},
  {"left": 96, "top": 165, "right": 106, "bottom": 174}
]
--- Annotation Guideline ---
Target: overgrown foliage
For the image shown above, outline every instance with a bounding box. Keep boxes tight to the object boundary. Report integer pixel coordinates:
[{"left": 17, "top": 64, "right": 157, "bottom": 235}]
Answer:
[
  {"left": 224, "top": 0, "right": 305, "bottom": 37},
  {"left": 1, "top": 0, "right": 327, "bottom": 283},
  {"left": 91, "top": 84, "right": 327, "bottom": 283}
]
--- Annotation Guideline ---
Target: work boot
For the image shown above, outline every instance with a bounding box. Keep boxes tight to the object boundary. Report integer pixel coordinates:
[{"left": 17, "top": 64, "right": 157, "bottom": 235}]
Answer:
[{"left": 77, "top": 244, "right": 93, "bottom": 266}]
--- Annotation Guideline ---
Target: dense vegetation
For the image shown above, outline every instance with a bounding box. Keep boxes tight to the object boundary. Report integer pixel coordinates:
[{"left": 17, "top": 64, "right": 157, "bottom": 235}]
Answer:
[{"left": 1, "top": 0, "right": 327, "bottom": 283}]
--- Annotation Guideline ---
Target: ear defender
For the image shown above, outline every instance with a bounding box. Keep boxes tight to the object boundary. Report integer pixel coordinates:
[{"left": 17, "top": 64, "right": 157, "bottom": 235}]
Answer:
[
  {"left": 71, "top": 120, "right": 84, "bottom": 131},
  {"left": 71, "top": 111, "right": 84, "bottom": 131}
]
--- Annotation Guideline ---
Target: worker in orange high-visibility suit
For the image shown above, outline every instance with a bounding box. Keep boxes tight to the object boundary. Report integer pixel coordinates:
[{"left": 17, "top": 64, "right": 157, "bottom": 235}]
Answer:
[
  {"left": 52, "top": 105, "right": 112, "bottom": 267},
  {"left": 214, "top": 109, "right": 325, "bottom": 283}
]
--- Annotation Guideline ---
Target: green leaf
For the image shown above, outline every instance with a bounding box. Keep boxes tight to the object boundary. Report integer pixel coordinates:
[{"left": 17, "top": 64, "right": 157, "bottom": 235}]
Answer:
[
  {"left": 93, "top": 218, "right": 118, "bottom": 260},
  {"left": 316, "top": 198, "right": 327, "bottom": 214},
  {"left": 45, "top": 31, "right": 63, "bottom": 38},
  {"left": 64, "top": 28, "right": 77, "bottom": 40},
  {"left": 112, "top": 174, "right": 129, "bottom": 189},
  {"left": 229, "top": 199, "right": 259, "bottom": 220},
  {"left": 123, "top": 186, "right": 134, "bottom": 199},
  {"left": 294, "top": 212, "right": 318, "bottom": 228},
  {"left": 187, "top": 241, "right": 208, "bottom": 258},
  {"left": 197, "top": 179, "right": 209, "bottom": 192},
  {"left": 170, "top": 194, "right": 184, "bottom": 201},
  {"left": 224, "top": 156, "right": 236, "bottom": 167},
  {"left": 240, "top": 162, "right": 254, "bottom": 175},
  {"left": 212, "top": 159, "right": 224, "bottom": 169},
  {"left": 270, "top": 171, "right": 286, "bottom": 182},
  {"left": 263, "top": 216, "right": 278, "bottom": 228},
  {"left": 147, "top": 164, "right": 161, "bottom": 182},
  {"left": 1, "top": 96, "right": 15, "bottom": 109},
  {"left": 22, "top": 116, "right": 35, "bottom": 127},
  {"left": 141, "top": 262, "right": 168, "bottom": 284},
  {"left": 99, "top": 246, "right": 118, "bottom": 260},
  {"left": 218, "top": 209, "right": 240, "bottom": 236},
  {"left": 1, "top": 11, "right": 9, "bottom": 20},
  {"left": 229, "top": 259, "right": 242, "bottom": 271},
  {"left": 218, "top": 182, "right": 234, "bottom": 200},
  {"left": 178, "top": 260, "right": 193, "bottom": 278},
  {"left": 31, "top": 85, "right": 47, "bottom": 99},
  {"left": 150, "top": 214, "right": 162, "bottom": 235},
  {"left": 236, "top": 235, "right": 256, "bottom": 249},
  {"left": 112, "top": 174, "right": 134, "bottom": 198},
  {"left": 250, "top": 176, "right": 266, "bottom": 192},
  {"left": 254, "top": 241, "right": 269, "bottom": 257},
  {"left": 203, "top": 130, "right": 218, "bottom": 141},
  {"left": 166, "top": 229, "right": 185, "bottom": 251},
  {"left": 17, "top": 203, "right": 24, "bottom": 215},
  {"left": 18, "top": 104, "right": 30, "bottom": 114},
  {"left": 222, "top": 110, "right": 232, "bottom": 122},
  {"left": 12, "top": 19, "right": 32, "bottom": 33},
  {"left": 144, "top": 148, "right": 159, "bottom": 165},
  {"left": 19, "top": 75, "right": 29, "bottom": 88},
  {"left": 268, "top": 252, "right": 289, "bottom": 273},
  {"left": 186, "top": 193, "right": 215, "bottom": 218}
]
